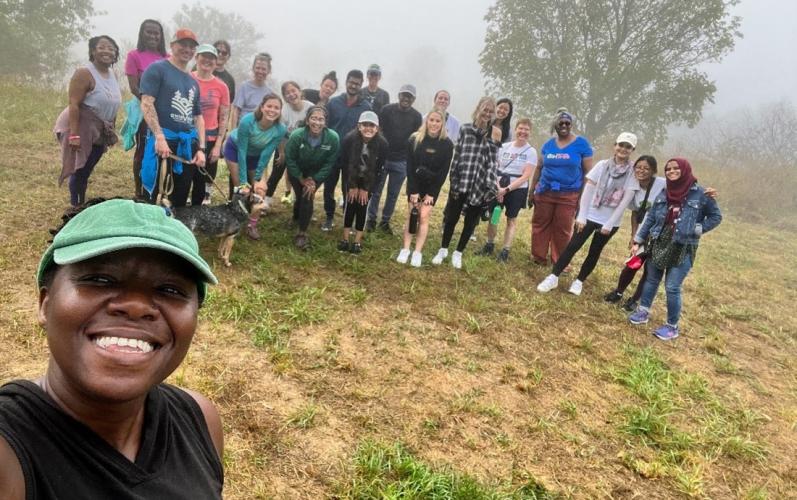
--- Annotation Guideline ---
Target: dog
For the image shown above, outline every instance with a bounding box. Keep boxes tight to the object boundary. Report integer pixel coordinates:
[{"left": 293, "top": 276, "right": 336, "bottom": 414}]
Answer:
[{"left": 172, "top": 192, "right": 265, "bottom": 267}]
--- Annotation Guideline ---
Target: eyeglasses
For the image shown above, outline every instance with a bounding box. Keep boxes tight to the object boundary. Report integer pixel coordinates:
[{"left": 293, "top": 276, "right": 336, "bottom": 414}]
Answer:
[
  {"left": 557, "top": 121, "right": 572, "bottom": 127},
  {"left": 216, "top": 49, "right": 228, "bottom": 56},
  {"left": 617, "top": 142, "right": 634, "bottom": 149}
]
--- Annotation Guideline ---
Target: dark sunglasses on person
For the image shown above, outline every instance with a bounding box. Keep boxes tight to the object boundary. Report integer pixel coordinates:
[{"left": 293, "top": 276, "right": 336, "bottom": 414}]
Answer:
[
  {"left": 216, "top": 49, "right": 228, "bottom": 56},
  {"left": 558, "top": 121, "right": 571, "bottom": 127}
]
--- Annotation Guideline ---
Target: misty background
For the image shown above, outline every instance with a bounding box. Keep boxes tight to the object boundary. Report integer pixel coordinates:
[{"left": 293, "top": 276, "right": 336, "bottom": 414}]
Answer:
[{"left": 83, "top": 0, "right": 795, "bottom": 143}]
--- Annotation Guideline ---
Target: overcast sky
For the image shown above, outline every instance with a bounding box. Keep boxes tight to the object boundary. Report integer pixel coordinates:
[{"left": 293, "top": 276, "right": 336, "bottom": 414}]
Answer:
[{"left": 91, "top": 0, "right": 796, "bottom": 122}]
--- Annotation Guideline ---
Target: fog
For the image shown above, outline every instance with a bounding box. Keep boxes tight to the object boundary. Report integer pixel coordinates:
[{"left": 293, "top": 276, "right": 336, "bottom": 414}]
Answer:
[{"left": 90, "top": 0, "right": 795, "bottom": 128}]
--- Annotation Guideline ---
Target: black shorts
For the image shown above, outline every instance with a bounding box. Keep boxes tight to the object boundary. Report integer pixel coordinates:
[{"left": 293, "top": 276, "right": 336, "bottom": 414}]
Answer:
[{"left": 502, "top": 187, "right": 528, "bottom": 218}]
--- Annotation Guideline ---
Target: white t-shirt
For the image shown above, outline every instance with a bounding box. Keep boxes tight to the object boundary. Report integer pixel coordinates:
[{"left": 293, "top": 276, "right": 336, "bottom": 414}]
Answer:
[
  {"left": 584, "top": 159, "right": 637, "bottom": 226},
  {"left": 629, "top": 176, "right": 666, "bottom": 212},
  {"left": 497, "top": 142, "right": 538, "bottom": 189},
  {"left": 281, "top": 100, "right": 313, "bottom": 132}
]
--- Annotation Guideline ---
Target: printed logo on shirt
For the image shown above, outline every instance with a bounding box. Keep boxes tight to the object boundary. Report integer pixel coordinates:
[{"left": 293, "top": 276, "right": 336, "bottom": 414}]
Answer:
[
  {"left": 321, "top": 144, "right": 332, "bottom": 151},
  {"left": 170, "top": 88, "right": 196, "bottom": 125},
  {"left": 502, "top": 151, "right": 528, "bottom": 162},
  {"left": 425, "top": 148, "right": 437, "bottom": 154},
  {"left": 546, "top": 153, "right": 571, "bottom": 160}
]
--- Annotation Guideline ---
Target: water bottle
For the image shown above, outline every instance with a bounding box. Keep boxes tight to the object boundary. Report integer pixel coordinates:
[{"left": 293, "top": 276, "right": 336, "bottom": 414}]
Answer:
[
  {"left": 490, "top": 205, "right": 502, "bottom": 225},
  {"left": 409, "top": 206, "right": 419, "bottom": 234}
]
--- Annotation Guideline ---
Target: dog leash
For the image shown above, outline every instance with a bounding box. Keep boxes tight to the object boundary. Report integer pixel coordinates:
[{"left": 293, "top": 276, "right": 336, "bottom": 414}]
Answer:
[
  {"left": 157, "top": 157, "right": 174, "bottom": 208},
  {"left": 168, "top": 153, "right": 231, "bottom": 203}
]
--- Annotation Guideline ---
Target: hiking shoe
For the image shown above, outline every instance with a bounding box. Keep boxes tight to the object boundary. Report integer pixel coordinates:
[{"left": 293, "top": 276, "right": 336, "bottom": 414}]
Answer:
[
  {"left": 245, "top": 224, "right": 261, "bottom": 240},
  {"left": 350, "top": 242, "right": 362, "bottom": 255},
  {"left": 337, "top": 240, "right": 350, "bottom": 252},
  {"left": 469, "top": 235, "right": 477, "bottom": 242},
  {"left": 294, "top": 233, "right": 310, "bottom": 250},
  {"left": 496, "top": 248, "right": 510, "bottom": 263},
  {"left": 378, "top": 221, "right": 393, "bottom": 235},
  {"left": 628, "top": 307, "right": 651, "bottom": 325},
  {"left": 321, "top": 218, "right": 334, "bottom": 231},
  {"left": 410, "top": 251, "right": 423, "bottom": 267},
  {"left": 281, "top": 192, "right": 293, "bottom": 204},
  {"left": 567, "top": 279, "right": 583, "bottom": 296},
  {"left": 432, "top": 248, "right": 448, "bottom": 265},
  {"left": 622, "top": 298, "right": 638, "bottom": 312},
  {"left": 604, "top": 290, "right": 623, "bottom": 303},
  {"left": 476, "top": 242, "right": 495, "bottom": 256},
  {"left": 536, "top": 274, "right": 559, "bottom": 293},
  {"left": 653, "top": 324, "right": 680, "bottom": 340},
  {"left": 451, "top": 251, "right": 463, "bottom": 269},
  {"left": 396, "top": 248, "right": 411, "bottom": 264},
  {"left": 365, "top": 219, "right": 377, "bottom": 232},
  {"left": 202, "top": 193, "right": 212, "bottom": 206}
]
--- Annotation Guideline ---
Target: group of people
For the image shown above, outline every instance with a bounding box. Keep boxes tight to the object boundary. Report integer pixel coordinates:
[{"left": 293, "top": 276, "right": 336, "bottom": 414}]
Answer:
[{"left": 53, "top": 20, "right": 723, "bottom": 341}]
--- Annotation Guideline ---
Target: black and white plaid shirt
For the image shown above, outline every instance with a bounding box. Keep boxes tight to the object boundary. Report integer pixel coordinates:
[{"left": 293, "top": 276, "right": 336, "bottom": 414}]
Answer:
[{"left": 449, "top": 123, "right": 500, "bottom": 206}]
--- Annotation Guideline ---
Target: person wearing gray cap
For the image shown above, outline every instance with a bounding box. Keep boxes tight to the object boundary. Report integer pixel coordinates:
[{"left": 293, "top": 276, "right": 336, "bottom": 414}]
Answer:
[
  {"left": 365, "top": 84, "right": 422, "bottom": 234},
  {"left": 360, "top": 64, "right": 390, "bottom": 114}
]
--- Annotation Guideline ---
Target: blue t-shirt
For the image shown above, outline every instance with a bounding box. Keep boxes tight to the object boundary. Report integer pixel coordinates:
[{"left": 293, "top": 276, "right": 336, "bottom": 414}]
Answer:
[
  {"left": 537, "top": 136, "right": 593, "bottom": 193},
  {"left": 140, "top": 60, "right": 201, "bottom": 133}
]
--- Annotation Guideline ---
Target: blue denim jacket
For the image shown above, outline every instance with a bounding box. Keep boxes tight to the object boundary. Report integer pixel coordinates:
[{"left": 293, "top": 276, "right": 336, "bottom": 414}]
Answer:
[{"left": 634, "top": 184, "right": 722, "bottom": 245}]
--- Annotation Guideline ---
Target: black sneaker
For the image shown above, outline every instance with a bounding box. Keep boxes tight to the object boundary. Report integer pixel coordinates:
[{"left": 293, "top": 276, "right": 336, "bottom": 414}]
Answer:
[
  {"left": 350, "top": 242, "right": 362, "bottom": 254},
  {"left": 365, "top": 219, "right": 377, "bottom": 232},
  {"left": 321, "top": 218, "right": 334, "bottom": 232},
  {"left": 622, "top": 298, "right": 638, "bottom": 312},
  {"left": 294, "top": 233, "right": 310, "bottom": 250},
  {"left": 604, "top": 290, "right": 623, "bottom": 303},
  {"left": 496, "top": 248, "right": 510, "bottom": 262},
  {"left": 337, "top": 240, "right": 350, "bottom": 252},
  {"left": 476, "top": 242, "right": 495, "bottom": 256},
  {"left": 378, "top": 221, "right": 393, "bottom": 235}
]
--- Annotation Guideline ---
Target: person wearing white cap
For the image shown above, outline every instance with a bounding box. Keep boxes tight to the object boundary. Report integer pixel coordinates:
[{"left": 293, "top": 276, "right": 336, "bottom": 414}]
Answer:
[
  {"left": 365, "top": 84, "right": 422, "bottom": 234},
  {"left": 537, "top": 132, "right": 640, "bottom": 295}
]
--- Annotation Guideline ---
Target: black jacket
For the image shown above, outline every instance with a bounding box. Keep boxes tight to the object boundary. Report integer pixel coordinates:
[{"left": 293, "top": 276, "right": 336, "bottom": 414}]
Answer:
[
  {"left": 406, "top": 133, "right": 454, "bottom": 200},
  {"left": 340, "top": 129, "right": 389, "bottom": 192}
]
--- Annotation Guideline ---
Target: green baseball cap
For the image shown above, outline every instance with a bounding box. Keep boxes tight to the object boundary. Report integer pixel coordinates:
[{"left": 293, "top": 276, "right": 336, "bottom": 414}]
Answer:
[{"left": 36, "top": 199, "right": 217, "bottom": 300}]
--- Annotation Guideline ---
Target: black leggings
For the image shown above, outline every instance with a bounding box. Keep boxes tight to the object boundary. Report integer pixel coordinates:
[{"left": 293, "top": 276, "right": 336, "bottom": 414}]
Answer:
[
  {"left": 289, "top": 175, "right": 315, "bottom": 231},
  {"left": 265, "top": 151, "right": 287, "bottom": 197},
  {"left": 553, "top": 220, "right": 618, "bottom": 281},
  {"left": 616, "top": 255, "right": 649, "bottom": 302},
  {"left": 189, "top": 140, "right": 218, "bottom": 206},
  {"left": 343, "top": 195, "right": 372, "bottom": 232},
  {"left": 441, "top": 192, "right": 482, "bottom": 252}
]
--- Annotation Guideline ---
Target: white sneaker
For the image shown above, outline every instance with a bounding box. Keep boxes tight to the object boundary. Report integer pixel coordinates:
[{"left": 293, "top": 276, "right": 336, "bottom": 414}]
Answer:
[
  {"left": 263, "top": 196, "right": 274, "bottom": 210},
  {"left": 451, "top": 251, "right": 463, "bottom": 269},
  {"left": 568, "top": 279, "right": 583, "bottom": 296},
  {"left": 410, "top": 251, "right": 423, "bottom": 267},
  {"left": 537, "top": 274, "right": 559, "bottom": 293},
  {"left": 431, "top": 248, "right": 448, "bottom": 265},
  {"left": 396, "top": 248, "right": 411, "bottom": 264}
]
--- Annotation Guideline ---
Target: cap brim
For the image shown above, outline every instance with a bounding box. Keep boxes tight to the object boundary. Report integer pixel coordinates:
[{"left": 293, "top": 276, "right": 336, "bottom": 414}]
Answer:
[{"left": 52, "top": 236, "right": 218, "bottom": 285}]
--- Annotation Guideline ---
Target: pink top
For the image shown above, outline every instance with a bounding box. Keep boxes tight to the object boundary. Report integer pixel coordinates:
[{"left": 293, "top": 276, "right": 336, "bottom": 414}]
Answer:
[
  {"left": 192, "top": 73, "right": 231, "bottom": 135},
  {"left": 125, "top": 49, "right": 165, "bottom": 77}
]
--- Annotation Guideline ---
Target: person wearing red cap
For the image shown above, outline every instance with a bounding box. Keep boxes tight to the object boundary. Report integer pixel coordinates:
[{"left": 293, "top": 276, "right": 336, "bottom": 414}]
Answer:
[{"left": 139, "top": 28, "right": 206, "bottom": 208}]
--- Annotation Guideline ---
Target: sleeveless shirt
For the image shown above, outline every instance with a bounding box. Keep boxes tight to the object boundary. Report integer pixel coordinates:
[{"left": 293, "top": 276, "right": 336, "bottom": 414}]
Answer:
[
  {"left": 0, "top": 381, "right": 223, "bottom": 499},
  {"left": 83, "top": 62, "right": 122, "bottom": 123}
]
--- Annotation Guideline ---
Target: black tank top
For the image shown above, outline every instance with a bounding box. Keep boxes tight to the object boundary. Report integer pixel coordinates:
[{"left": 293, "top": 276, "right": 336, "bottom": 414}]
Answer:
[{"left": 0, "top": 381, "right": 223, "bottom": 499}]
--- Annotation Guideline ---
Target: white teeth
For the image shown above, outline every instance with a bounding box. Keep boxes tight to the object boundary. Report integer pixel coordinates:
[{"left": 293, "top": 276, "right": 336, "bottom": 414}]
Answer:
[{"left": 93, "top": 336, "right": 155, "bottom": 353}]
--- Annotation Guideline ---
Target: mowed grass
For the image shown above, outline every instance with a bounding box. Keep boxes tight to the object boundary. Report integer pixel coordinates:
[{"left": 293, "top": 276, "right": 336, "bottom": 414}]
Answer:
[{"left": 1, "top": 81, "right": 796, "bottom": 498}]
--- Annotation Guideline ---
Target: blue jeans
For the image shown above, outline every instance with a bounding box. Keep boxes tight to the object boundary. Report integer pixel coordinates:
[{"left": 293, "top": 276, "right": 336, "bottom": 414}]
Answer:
[
  {"left": 367, "top": 159, "right": 406, "bottom": 223},
  {"left": 639, "top": 253, "right": 693, "bottom": 326}
]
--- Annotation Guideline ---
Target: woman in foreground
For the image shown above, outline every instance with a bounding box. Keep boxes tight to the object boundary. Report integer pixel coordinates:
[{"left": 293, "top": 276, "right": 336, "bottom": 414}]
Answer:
[
  {"left": 0, "top": 198, "right": 223, "bottom": 498},
  {"left": 628, "top": 158, "right": 722, "bottom": 340}
]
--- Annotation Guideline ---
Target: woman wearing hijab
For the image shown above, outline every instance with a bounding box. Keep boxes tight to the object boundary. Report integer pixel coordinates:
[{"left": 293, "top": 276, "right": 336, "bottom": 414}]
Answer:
[
  {"left": 628, "top": 158, "right": 722, "bottom": 340},
  {"left": 537, "top": 133, "right": 639, "bottom": 295}
]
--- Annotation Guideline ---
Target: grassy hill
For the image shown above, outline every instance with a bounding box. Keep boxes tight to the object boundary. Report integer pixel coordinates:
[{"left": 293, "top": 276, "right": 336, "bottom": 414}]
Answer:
[{"left": 1, "top": 81, "right": 795, "bottom": 498}]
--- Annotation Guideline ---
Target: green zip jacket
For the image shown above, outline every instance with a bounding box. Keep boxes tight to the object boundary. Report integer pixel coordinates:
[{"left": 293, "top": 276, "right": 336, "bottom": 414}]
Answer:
[{"left": 285, "top": 127, "right": 340, "bottom": 183}]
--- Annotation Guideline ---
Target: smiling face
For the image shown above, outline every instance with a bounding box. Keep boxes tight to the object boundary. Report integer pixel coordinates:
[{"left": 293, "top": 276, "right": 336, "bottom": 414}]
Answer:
[
  {"left": 195, "top": 53, "right": 216, "bottom": 75},
  {"left": 358, "top": 121, "right": 378, "bottom": 140},
  {"left": 555, "top": 118, "right": 572, "bottom": 138},
  {"left": 514, "top": 122, "right": 530, "bottom": 142},
  {"left": 319, "top": 78, "right": 337, "bottom": 100},
  {"left": 345, "top": 76, "right": 363, "bottom": 97},
  {"left": 614, "top": 141, "right": 634, "bottom": 162},
  {"left": 398, "top": 92, "right": 415, "bottom": 110},
  {"left": 91, "top": 37, "right": 118, "bottom": 68},
  {"left": 142, "top": 22, "right": 162, "bottom": 51},
  {"left": 38, "top": 248, "right": 199, "bottom": 403},
  {"left": 283, "top": 83, "right": 301, "bottom": 105},
  {"left": 214, "top": 43, "right": 229, "bottom": 68},
  {"left": 664, "top": 160, "right": 682, "bottom": 181},
  {"left": 426, "top": 111, "right": 443, "bottom": 137},
  {"left": 260, "top": 97, "right": 282, "bottom": 123},
  {"left": 171, "top": 39, "right": 197, "bottom": 67},
  {"left": 634, "top": 159, "right": 654, "bottom": 183},
  {"left": 307, "top": 109, "right": 326, "bottom": 136},
  {"left": 477, "top": 102, "right": 495, "bottom": 128},
  {"left": 496, "top": 102, "right": 511, "bottom": 120},
  {"left": 252, "top": 59, "right": 270, "bottom": 83},
  {"left": 434, "top": 91, "right": 450, "bottom": 111}
]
